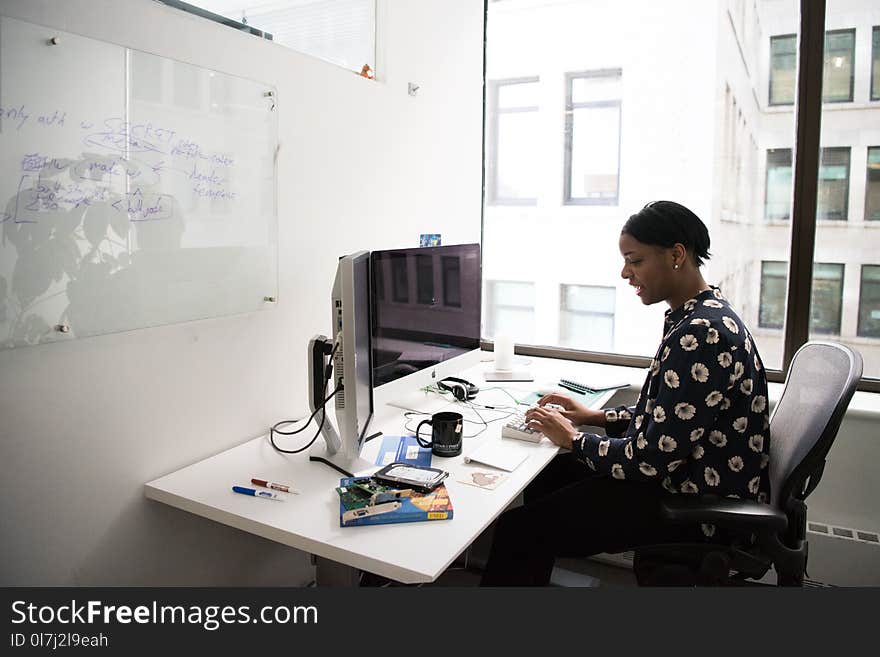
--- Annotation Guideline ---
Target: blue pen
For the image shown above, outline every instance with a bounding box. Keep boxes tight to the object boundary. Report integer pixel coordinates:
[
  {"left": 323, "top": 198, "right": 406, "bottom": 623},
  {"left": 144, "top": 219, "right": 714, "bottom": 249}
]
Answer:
[{"left": 232, "top": 485, "right": 284, "bottom": 501}]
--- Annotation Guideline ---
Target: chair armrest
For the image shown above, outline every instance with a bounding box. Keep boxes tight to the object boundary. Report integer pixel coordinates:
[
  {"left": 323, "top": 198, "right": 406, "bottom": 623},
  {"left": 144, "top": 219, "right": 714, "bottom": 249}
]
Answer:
[{"left": 659, "top": 496, "right": 788, "bottom": 534}]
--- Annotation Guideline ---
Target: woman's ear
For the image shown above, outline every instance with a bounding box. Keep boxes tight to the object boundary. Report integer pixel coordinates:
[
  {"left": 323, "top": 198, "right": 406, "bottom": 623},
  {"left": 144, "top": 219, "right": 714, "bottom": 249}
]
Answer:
[{"left": 671, "top": 243, "right": 687, "bottom": 269}]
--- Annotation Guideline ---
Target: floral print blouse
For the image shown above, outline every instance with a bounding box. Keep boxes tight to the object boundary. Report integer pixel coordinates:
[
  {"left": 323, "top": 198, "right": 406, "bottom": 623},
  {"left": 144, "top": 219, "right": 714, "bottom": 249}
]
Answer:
[{"left": 572, "top": 287, "right": 771, "bottom": 503}]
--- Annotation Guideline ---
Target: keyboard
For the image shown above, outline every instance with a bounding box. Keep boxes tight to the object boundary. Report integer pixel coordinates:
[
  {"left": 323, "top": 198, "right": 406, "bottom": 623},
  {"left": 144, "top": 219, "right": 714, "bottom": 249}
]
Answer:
[{"left": 501, "top": 410, "right": 545, "bottom": 443}]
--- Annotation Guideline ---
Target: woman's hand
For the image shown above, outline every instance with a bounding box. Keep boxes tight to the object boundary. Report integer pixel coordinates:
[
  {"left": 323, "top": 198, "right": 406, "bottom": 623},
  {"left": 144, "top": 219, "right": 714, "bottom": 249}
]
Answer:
[
  {"left": 536, "top": 393, "right": 605, "bottom": 428},
  {"left": 524, "top": 405, "right": 579, "bottom": 449}
]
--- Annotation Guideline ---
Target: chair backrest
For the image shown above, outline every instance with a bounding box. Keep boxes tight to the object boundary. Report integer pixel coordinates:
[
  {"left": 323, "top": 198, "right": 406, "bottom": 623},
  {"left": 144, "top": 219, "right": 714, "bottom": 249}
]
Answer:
[{"left": 768, "top": 341, "right": 862, "bottom": 510}]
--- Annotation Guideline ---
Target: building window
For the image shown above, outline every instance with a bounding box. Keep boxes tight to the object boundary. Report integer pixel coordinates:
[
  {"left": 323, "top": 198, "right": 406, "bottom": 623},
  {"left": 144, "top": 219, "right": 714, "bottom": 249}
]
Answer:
[
  {"left": 810, "top": 263, "right": 845, "bottom": 334},
  {"left": 564, "top": 70, "right": 622, "bottom": 205},
  {"left": 765, "top": 148, "right": 792, "bottom": 220},
  {"left": 485, "top": 281, "right": 535, "bottom": 343},
  {"left": 559, "top": 285, "right": 615, "bottom": 351},
  {"left": 769, "top": 34, "right": 796, "bottom": 105},
  {"left": 817, "top": 147, "right": 850, "bottom": 220},
  {"left": 867, "top": 147, "right": 880, "bottom": 221},
  {"left": 760, "top": 261, "right": 844, "bottom": 334},
  {"left": 759, "top": 261, "right": 788, "bottom": 328},
  {"left": 873, "top": 27, "right": 880, "bottom": 101},
  {"left": 769, "top": 30, "right": 855, "bottom": 105},
  {"left": 823, "top": 29, "right": 855, "bottom": 103},
  {"left": 859, "top": 265, "right": 880, "bottom": 338},
  {"left": 486, "top": 78, "right": 540, "bottom": 205}
]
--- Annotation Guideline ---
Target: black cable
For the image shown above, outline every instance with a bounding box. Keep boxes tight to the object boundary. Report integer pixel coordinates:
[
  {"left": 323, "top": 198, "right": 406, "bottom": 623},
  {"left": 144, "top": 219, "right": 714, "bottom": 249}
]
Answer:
[{"left": 269, "top": 341, "right": 339, "bottom": 454}]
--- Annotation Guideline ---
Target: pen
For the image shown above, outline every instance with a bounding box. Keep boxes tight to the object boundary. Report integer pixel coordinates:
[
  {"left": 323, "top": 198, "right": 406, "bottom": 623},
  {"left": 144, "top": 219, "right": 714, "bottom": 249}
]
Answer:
[
  {"left": 251, "top": 478, "right": 300, "bottom": 494},
  {"left": 232, "top": 485, "right": 284, "bottom": 501}
]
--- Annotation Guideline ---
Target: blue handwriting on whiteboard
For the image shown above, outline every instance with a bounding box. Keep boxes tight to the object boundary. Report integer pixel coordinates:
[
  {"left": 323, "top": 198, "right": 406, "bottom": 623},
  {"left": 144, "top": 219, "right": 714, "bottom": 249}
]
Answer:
[
  {"left": 111, "top": 189, "right": 173, "bottom": 222},
  {"left": 1, "top": 103, "right": 30, "bottom": 130}
]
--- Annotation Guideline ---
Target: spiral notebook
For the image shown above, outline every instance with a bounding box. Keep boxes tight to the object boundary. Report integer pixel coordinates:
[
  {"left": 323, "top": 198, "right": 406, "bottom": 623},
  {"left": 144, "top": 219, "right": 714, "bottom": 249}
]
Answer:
[{"left": 463, "top": 441, "right": 528, "bottom": 472}]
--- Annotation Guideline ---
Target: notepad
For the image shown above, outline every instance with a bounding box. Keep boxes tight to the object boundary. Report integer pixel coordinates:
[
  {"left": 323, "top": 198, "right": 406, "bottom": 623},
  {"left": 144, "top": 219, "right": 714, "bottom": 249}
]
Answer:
[{"left": 463, "top": 441, "right": 528, "bottom": 472}]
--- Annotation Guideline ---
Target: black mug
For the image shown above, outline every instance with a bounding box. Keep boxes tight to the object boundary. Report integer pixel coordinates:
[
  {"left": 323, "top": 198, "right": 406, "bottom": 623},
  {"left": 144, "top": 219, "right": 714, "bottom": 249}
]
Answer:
[{"left": 415, "top": 411, "right": 464, "bottom": 457}]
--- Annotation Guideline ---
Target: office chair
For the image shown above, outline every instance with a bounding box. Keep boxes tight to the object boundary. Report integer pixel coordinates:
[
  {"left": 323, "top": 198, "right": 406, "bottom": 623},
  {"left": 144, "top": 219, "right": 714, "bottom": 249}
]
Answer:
[{"left": 631, "top": 341, "right": 863, "bottom": 586}]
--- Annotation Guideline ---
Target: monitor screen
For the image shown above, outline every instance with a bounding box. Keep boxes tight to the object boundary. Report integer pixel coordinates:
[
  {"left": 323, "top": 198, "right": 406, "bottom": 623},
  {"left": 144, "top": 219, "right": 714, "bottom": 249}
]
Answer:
[{"left": 370, "top": 243, "right": 481, "bottom": 389}]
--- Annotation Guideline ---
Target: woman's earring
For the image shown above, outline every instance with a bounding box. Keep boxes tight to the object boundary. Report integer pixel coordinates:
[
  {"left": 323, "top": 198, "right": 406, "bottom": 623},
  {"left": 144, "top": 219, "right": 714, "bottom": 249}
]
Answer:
[{"left": 673, "top": 264, "right": 679, "bottom": 270}]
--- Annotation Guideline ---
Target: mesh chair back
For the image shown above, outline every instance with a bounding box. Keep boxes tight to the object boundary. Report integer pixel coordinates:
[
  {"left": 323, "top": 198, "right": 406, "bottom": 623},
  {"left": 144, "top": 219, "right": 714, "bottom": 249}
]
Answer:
[{"left": 768, "top": 341, "right": 862, "bottom": 509}]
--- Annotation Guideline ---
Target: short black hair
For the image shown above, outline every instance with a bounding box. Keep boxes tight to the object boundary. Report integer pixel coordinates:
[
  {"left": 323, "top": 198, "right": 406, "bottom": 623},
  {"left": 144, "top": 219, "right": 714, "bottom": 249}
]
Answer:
[{"left": 621, "top": 200, "right": 711, "bottom": 267}]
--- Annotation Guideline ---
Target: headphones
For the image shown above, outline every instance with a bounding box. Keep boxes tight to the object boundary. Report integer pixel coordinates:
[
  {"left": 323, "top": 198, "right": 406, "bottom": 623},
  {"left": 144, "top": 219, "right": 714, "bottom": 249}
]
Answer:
[{"left": 437, "top": 376, "right": 479, "bottom": 402}]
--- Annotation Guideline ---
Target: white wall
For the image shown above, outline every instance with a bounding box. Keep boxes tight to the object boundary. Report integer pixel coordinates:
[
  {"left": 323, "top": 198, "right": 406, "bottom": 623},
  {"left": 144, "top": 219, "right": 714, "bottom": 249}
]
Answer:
[{"left": 0, "top": 0, "right": 484, "bottom": 585}]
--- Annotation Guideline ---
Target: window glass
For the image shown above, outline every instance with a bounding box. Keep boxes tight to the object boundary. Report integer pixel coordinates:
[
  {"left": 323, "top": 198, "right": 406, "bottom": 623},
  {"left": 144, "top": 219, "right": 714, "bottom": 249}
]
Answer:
[
  {"left": 809, "top": 2, "right": 880, "bottom": 376},
  {"left": 817, "top": 147, "right": 850, "bottom": 220},
  {"left": 765, "top": 148, "right": 793, "bottom": 220},
  {"left": 769, "top": 34, "right": 796, "bottom": 105},
  {"left": 487, "top": 79, "right": 540, "bottom": 204},
  {"left": 872, "top": 27, "right": 880, "bottom": 101},
  {"left": 163, "top": 1, "right": 376, "bottom": 75},
  {"left": 822, "top": 29, "right": 854, "bottom": 103},
  {"left": 485, "top": 281, "right": 535, "bottom": 344},
  {"left": 565, "top": 71, "right": 621, "bottom": 204},
  {"left": 560, "top": 285, "right": 615, "bottom": 351},
  {"left": 759, "top": 261, "right": 844, "bottom": 334},
  {"left": 859, "top": 265, "right": 880, "bottom": 338},
  {"left": 866, "top": 147, "right": 880, "bottom": 221}
]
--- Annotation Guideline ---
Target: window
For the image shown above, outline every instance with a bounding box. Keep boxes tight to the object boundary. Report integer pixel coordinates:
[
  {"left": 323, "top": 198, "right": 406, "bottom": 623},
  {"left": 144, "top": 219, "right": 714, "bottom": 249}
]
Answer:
[
  {"left": 564, "top": 70, "right": 622, "bottom": 205},
  {"left": 817, "top": 147, "right": 850, "bottom": 220},
  {"left": 859, "top": 265, "right": 880, "bottom": 338},
  {"left": 759, "top": 261, "right": 787, "bottom": 328},
  {"left": 867, "top": 147, "right": 880, "bottom": 221},
  {"left": 486, "top": 78, "right": 540, "bottom": 205},
  {"left": 822, "top": 29, "right": 855, "bottom": 103},
  {"left": 765, "top": 148, "right": 792, "bottom": 220},
  {"left": 559, "top": 285, "right": 615, "bottom": 351},
  {"left": 769, "top": 29, "right": 855, "bottom": 105},
  {"left": 810, "top": 263, "right": 845, "bottom": 334},
  {"left": 765, "top": 147, "right": 849, "bottom": 221},
  {"left": 873, "top": 27, "right": 880, "bottom": 101},
  {"left": 161, "top": 1, "right": 376, "bottom": 75},
  {"left": 760, "top": 261, "right": 844, "bottom": 334},
  {"left": 485, "top": 281, "right": 535, "bottom": 344},
  {"left": 769, "top": 34, "right": 796, "bottom": 105}
]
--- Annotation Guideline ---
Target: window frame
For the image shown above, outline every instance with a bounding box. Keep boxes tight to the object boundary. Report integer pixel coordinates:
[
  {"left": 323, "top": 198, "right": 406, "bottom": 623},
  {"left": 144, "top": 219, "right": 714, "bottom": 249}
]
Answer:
[
  {"left": 867, "top": 146, "right": 880, "bottom": 221},
  {"left": 769, "top": 33, "right": 797, "bottom": 106},
  {"left": 486, "top": 76, "right": 540, "bottom": 206},
  {"left": 563, "top": 69, "right": 622, "bottom": 206}
]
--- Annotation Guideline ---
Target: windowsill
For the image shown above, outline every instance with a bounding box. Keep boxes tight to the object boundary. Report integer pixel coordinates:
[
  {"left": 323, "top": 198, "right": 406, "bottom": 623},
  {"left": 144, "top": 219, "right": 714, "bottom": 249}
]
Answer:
[{"left": 764, "top": 100, "right": 878, "bottom": 112}]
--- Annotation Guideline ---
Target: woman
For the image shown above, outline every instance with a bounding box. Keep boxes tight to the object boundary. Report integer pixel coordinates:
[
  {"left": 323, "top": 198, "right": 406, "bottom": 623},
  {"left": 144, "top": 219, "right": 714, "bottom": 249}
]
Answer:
[{"left": 481, "top": 200, "right": 771, "bottom": 586}]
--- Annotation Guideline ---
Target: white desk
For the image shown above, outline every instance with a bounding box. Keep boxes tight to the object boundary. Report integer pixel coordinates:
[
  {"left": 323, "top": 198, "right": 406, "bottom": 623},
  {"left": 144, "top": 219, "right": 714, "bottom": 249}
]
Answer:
[{"left": 144, "top": 355, "right": 636, "bottom": 585}]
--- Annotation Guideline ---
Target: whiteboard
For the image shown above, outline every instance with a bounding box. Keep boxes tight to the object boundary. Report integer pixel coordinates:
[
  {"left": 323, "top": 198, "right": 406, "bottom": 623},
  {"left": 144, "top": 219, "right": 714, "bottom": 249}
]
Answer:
[{"left": 0, "top": 16, "right": 278, "bottom": 350}]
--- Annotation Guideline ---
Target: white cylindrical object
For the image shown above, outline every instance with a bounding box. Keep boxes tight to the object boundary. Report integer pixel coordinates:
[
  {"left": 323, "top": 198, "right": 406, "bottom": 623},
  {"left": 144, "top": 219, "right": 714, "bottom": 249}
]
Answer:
[{"left": 494, "top": 334, "right": 514, "bottom": 371}]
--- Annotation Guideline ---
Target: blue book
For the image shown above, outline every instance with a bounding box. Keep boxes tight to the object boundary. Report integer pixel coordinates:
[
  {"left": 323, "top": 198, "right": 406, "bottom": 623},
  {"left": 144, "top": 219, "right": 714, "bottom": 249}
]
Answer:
[{"left": 375, "top": 435, "right": 432, "bottom": 467}]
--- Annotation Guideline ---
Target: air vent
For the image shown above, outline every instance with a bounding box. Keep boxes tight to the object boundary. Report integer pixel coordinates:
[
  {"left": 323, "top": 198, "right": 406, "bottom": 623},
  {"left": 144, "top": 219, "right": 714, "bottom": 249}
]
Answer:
[{"left": 808, "top": 521, "right": 880, "bottom": 546}]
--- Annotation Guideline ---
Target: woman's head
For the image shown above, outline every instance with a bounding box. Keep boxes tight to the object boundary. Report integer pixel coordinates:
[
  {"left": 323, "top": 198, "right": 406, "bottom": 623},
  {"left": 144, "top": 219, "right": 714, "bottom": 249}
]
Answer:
[{"left": 619, "top": 201, "right": 711, "bottom": 307}]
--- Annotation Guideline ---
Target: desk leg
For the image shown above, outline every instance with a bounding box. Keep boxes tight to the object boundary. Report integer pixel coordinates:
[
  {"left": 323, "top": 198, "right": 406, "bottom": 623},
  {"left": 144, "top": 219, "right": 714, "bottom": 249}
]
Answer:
[{"left": 313, "top": 556, "right": 361, "bottom": 587}]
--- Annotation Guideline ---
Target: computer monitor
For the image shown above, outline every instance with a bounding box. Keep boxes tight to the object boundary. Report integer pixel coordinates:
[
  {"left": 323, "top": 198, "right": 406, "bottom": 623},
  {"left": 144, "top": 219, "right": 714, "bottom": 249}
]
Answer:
[
  {"left": 370, "top": 243, "right": 482, "bottom": 411},
  {"left": 308, "top": 250, "right": 375, "bottom": 475}
]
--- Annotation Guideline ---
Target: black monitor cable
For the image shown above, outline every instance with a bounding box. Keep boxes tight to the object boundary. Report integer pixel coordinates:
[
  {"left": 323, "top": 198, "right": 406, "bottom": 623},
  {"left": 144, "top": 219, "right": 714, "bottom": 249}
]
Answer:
[{"left": 269, "top": 342, "right": 340, "bottom": 455}]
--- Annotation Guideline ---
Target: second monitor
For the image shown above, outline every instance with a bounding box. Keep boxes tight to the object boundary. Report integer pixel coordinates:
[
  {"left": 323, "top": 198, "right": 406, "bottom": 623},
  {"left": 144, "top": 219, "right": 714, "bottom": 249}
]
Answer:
[{"left": 370, "top": 243, "right": 482, "bottom": 411}]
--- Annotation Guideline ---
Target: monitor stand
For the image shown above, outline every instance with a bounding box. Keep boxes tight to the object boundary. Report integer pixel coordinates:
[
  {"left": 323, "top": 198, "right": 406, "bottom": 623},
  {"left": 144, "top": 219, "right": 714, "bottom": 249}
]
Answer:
[{"left": 309, "top": 443, "right": 376, "bottom": 478}]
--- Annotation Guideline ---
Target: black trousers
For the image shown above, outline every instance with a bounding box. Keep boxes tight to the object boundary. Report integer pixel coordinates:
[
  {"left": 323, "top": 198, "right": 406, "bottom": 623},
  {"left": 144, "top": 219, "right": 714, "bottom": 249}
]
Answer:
[{"left": 481, "top": 453, "right": 698, "bottom": 586}]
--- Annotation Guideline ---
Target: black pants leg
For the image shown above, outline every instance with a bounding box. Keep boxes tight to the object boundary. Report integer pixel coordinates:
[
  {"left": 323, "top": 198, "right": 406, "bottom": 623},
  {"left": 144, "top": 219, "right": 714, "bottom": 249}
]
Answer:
[{"left": 481, "top": 453, "right": 688, "bottom": 586}]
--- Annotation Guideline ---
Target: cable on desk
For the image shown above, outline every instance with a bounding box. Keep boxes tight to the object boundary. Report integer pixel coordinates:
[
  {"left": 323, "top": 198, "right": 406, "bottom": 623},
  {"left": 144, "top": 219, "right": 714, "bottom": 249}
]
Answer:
[{"left": 269, "top": 341, "right": 339, "bottom": 454}]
